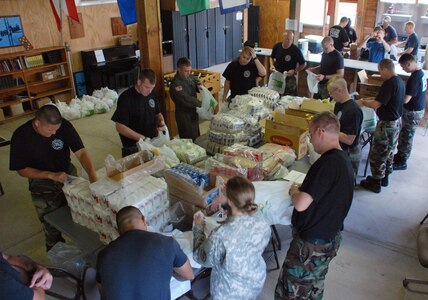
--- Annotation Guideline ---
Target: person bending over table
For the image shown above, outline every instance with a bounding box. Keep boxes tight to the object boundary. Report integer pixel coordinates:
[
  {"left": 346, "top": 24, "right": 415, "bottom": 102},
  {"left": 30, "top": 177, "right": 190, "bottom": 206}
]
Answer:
[
  {"left": 9, "top": 105, "right": 97, "bottom": 251},
  {"left": 193, "top": 176, "right": 271, "bottom": 300},
  {"left": 96, "top": 206, "right": 194, "bottom": 300},
  {"left": 327, "top": 77, "right": 363, "bottom": 177},
  {"left": 112, "top": 68, "right": 165, "bottom": 157},
  {"left": 270, "top": 31, "right": 307, "bottom": 96},
  {"left": 169, "top": 57, "right": 202, "bottom": 142},
  {"left": 222, "top": 46, "right": 266, "bottom": 103},
  {"left": 1, "top": 250, "right": 53, "bottom": 300},
  {"left": 275, "top": 112, "right": 354, "bottom": 299},
  {"left": 308, "top": 36, "right": 344, "bottom": 100}
]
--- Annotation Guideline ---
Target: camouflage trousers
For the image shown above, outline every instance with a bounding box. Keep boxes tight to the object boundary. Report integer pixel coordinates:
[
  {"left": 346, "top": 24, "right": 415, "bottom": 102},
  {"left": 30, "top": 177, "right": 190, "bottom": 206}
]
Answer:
[
  {"left": 28, "top": 164, "right": 77, "bottom": 250},
  {"left": 369, "top": 119, "right": 401, "bottom": 179},
  {"left": 394, "top": 109, "right": 424, "bottom": 164},
  {"left": 314, "top": 82, "right": 329, "bottom": 100},
  {"left": 346, "top": 144, "right": 362, "bottom": 178},
  {"left": 275, "top": 232, "right": 342, "bottom": 300},
  {"left": 284, "top": 75, "right": 297, "bottom": 96}
]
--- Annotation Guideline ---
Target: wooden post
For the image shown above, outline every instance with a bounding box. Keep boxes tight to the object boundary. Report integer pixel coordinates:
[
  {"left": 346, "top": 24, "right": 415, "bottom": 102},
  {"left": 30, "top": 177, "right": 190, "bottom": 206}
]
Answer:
[{"left": 136, "top": 0, "right": 166, "bottom": 117}]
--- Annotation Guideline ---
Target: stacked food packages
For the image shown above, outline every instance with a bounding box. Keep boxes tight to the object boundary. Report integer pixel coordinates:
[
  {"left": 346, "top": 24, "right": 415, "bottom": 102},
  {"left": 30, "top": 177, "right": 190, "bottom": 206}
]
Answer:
[
  {"left": 165, "top": 163, "right": 210, "bottom": 189},
  {"left": 258, "top": 143, "right": 296, "bottom": 179},
  {"left": 248, "top": 87, "right": 280, "bottom": 111},
  {"left": 166, "top": 139, "right": 207, "bottom": 164}
]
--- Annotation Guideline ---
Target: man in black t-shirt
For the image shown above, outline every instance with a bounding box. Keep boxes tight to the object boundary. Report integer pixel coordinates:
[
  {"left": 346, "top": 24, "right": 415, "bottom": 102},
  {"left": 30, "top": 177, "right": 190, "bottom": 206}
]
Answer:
[
  {"left": 393, "top": 54, "right": 427, "bottom": 170},
  {"left": 97, "top": 206, "right": 194, "bottom": 300},
  {"left": 270, "top": 31, "right": 307, "bottom": 95},
  {"left": 112, "top": 68, "right": 165, "bottom": 157},
  {"left": 329, "top": 17, "right": 350, "bottom": 52},
  {"left": 308, "top": 36, "right": 344, "bottom": 99},
  {"left": 358, "top": 59, "right": 405, "bottom": 193},
  {"left": 328, "top": 77, "right": 363, "bottom": 176},
  {"left": 275, "top": 112, "right": 354, "bottom": 300},
  {"left": 10, "top": 105, "right": 97, "bottom": 251},
  {"left": 222, "top": 46, "right": 266, "bottom": 102},
  {"left": 0, "top": 250, "right": 53, "bottom": 300}
]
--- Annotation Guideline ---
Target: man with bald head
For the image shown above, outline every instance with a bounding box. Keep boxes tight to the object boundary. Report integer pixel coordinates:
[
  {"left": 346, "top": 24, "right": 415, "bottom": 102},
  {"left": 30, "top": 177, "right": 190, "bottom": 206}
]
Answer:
[
  {"left": 308, "top": 36, "right": 344, "bottom": 99},
  {"left": 270, "top": 31, "right": 307, "bottom": 95},
  {"left": 96, "top": 206, "right": 194, "bottom": 300}
]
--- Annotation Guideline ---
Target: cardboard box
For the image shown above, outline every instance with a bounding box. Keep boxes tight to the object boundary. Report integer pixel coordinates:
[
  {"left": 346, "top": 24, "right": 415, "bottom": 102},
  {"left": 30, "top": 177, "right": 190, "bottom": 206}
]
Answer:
[
  {"left": 41, "top": 70, "right": 59, "bottom": 81},
  {"left": 53, "top": 92, "right": 72, "bottom": 103},
  {"left": 300, "top": 99, "right": 335, "bottom": 113},
  {"left": 358, "top": 83, "right": 380, "bottom": 97},
  {"left": 34, "top": 97, "right": 52, "bottom": 109},
  {"left": 10, "top": 103, "right": 24, "bottom": 116},
  {"left": 164, "top": 172, "right": 219, "bottom": 208},
  {"left": 264, "top": 112, "right": 309, "bottom": 160}
]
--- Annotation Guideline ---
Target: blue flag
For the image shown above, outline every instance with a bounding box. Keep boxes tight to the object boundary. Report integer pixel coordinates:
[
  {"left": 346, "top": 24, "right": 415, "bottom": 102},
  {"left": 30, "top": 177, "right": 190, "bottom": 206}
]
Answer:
[{"left": 117, "top": 0, "right": 137, "bottom": 25}]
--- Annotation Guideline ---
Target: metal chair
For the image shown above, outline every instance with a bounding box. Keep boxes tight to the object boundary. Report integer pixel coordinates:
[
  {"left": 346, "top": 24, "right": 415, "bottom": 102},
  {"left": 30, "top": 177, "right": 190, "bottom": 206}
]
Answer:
[
  {"left": 402, "top": 217, "right": 428, "bottom": 295},
  {"left": 359, "top": 107, "right": 377, "bottom": 177}
]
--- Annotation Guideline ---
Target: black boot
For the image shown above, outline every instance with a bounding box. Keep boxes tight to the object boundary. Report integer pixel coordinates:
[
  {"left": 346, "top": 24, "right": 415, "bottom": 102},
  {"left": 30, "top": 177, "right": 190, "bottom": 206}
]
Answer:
[
  {"left": 360, "top": 177, "right": 381, "bottom": 193},
  {"left": 381, "top": 175, "right": 389, "bottom": 187}
]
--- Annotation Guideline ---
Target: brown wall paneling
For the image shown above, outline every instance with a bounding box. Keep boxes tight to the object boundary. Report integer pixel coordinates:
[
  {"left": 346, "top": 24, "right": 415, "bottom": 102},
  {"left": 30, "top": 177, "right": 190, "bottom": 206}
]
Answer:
[
  {"left": 253, "top": 0, "right": 290, "bottom": 49},
  {"left": 0, "top": 0, "right": 137, "bottom": 72}
]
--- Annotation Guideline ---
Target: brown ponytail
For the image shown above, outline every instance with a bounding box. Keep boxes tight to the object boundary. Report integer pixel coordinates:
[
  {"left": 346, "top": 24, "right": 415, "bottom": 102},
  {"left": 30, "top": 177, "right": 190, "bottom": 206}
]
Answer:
[{"left": 226, "top": 176, "right": 258, "bottom": 215}]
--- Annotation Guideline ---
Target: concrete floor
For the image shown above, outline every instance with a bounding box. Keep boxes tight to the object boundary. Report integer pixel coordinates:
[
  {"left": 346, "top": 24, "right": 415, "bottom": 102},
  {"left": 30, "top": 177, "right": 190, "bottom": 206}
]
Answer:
[{"left": 1, "top": 71, "right": 428, "bottom": 299}]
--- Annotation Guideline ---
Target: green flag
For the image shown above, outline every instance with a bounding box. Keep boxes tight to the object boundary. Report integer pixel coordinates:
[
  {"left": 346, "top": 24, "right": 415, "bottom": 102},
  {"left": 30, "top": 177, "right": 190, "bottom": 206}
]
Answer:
[{"left": 176, "top": 0, "right": 210, "bottom": 16}]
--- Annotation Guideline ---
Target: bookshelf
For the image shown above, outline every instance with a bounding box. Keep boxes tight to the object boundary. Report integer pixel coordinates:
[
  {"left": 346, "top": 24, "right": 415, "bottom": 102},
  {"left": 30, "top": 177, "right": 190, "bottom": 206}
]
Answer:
[{"left": 0, "top": 46, "right": 75, "bottom": 122}]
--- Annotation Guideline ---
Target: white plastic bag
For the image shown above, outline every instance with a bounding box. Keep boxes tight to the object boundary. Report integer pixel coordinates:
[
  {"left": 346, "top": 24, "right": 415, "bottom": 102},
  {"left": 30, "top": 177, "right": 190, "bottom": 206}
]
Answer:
[
  {"left": 197, "top": 86, "right": 218, "bottom": 120},
  {"left": 268, "top": 71, "right": 286, "bottom": 94},
  {"left": 150, "top": 126, "right": 170, "bottom": 148},
  {"left": 306, "top": 70, "right": 319, "bottom": 94}
]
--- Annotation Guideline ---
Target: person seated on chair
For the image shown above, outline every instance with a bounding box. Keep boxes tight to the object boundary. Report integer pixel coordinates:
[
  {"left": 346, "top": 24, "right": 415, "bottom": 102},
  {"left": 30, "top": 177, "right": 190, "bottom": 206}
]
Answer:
[
  {"left": 327, "top": 77, "right": 363, "bottom": 177},
  {"left": 111, "top": 68, "right": 165, "bottom": 157},
  {"left": 222, "top": 46, "right": 267, "bottom": 104},
  {"left": 193, "top": 176, "right": 271, "bottom": 300},
  {"left": 0, "top": 250, "right": 53, "bottom": 300},
  {"left": 96, "top": 206, "right": 194, "bottom": 300}
]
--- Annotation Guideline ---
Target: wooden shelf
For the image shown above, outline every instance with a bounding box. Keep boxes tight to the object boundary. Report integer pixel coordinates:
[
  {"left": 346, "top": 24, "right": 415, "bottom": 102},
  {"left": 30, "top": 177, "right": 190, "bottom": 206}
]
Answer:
[
  {"left": 0, "top": 70, "right": 24, "bottom": 77},
  {"left": 27, "top": 76, "right": 70, "bottom": 87},
  {"left": 0, "top": 47, "right": 75, "bottom": 123},
  {"left": 30, "top": 87, "right": 73, "bottom": 101}
]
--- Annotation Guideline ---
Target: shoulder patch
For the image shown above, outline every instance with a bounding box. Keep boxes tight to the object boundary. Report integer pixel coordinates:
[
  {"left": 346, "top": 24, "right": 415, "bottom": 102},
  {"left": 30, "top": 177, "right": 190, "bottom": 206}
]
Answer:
[{"left": 175, "top": 85, "right": 183, "bottom": 92}]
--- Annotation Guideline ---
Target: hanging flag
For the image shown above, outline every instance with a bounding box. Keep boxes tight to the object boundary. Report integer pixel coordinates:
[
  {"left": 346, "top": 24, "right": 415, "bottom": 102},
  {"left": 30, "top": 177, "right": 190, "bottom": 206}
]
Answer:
[
  {"left": 50, "top": 0, "right": 79, "bottom": 31},
  {"left": 117, "top": 0, "right": 137, "bottom": 25},
  {"left": 219, "top": 0, "right": 249, "bottom": 14},
  {"left": 176, "top": 0, "right": 210, "bottom": 16}
]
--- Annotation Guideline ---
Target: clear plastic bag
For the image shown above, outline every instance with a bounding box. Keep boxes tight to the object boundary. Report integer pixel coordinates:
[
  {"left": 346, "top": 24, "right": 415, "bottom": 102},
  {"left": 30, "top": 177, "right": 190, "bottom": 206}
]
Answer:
[
  {"left": 47, "top": 242, "right": 86, "bottom": 278},
  {"left": 197, "top": 86, "right": 218, "bottom": 120}
]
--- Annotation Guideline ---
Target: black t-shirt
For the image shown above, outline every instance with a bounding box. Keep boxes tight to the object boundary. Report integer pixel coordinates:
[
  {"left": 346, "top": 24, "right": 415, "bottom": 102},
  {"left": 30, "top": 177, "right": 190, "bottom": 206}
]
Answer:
[
  {"left": 334, "top": 100, "right": 363, "bottom": 150},
  {"left": 319, "top": 49, "right": 344, "bottom": 84},
  {"left": 404, "top": 69, "right": 427, "bottom": 111},
  {"left": 292, "top": 149, "right": 354, "bottom": 241},
  {"left": 96, "top": 230, "right": 188, "bottom": 300},
  {"left": 0, "top": 252, "right": 33, "bottom": 300},
  {"left": 111, "top": 87, "right": 161, "bottom": 146},
  {"left": 10, "top": 119, "right": 84, "bottom": 173},
  {"left": 346, "top": 27, "right": 357, "bottom": 43},
  {"left": 329, "top": 25, "right": 349, "bottom": 52},
  {"left": 375, "top": 75, "right": 405, "bottom": 121},
  {"left": 222, "top": 59, "right": 259, "bottom": 98},
  {"left": 270, "top": 43, "right": 306, "bottom": 73}
]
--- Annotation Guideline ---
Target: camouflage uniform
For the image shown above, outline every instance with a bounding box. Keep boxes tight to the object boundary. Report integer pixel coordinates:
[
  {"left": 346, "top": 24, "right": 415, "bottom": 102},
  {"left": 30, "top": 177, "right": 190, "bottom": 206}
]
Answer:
[
  {"left": 369, "top": 119, "right": 401, "bottom": 179},
  {"left": 275, "top": 232, "right": 342, "bottom": 300},
  {"left": 193, "top": 212, "right": 271, "bottom": 300},
  {"left": 394, "top": 108, "right": 424, "bottom": 164},
  {"left": 284, "top": 76, "right": 297, "bottom": 96},
  {"left": 347, "top": 145, "right": 361, "bottom": 177},
  {"left": 315, "top": 82, "right": 329, "bottom": 100},
  {"left": 29, "top": 164, "right": 77, "bottom": 250}
]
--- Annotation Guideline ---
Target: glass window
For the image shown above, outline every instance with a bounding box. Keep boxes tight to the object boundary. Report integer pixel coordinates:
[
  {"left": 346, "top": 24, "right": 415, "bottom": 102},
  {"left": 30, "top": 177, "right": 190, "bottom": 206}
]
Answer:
[
  {"left": 335, "top": 3, "right": 357, "bottom": 25},
  {"left": 300, "top": 0, "right": 325, "bottom": 26}
]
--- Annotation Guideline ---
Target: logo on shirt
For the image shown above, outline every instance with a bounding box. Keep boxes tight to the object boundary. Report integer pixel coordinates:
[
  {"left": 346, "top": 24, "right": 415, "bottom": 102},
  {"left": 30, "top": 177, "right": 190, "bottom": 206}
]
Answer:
[
  {"left": 243, "top": 70, "right": 251, "bottom": 78},
  {"left": 51, "top": 139, "right": 64, "bottom": 150},
  {"left": 330, "top": 28, "right": 340, "bottom": 39},
  {"left": 175, "top": 85, "right": 183, "bottom": 92},
  {"left": 149, "top": 99, "right": 155, "bottom": 108},
  {"left": 284, "top": 55, "right": 291, "bottom": 62}
]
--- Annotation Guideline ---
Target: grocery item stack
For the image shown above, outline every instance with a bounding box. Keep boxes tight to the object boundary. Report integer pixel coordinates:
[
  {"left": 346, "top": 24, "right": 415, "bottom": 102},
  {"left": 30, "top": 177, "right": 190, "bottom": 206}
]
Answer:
[{"left": 166, "top": 139, "right": 207, "bottom": 164}]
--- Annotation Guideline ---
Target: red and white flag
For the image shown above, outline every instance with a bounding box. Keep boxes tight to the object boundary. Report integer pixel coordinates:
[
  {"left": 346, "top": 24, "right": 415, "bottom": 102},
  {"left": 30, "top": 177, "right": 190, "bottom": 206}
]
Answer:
[{"left": 50, "top": 0, "right": 79, "bottom": 31}]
